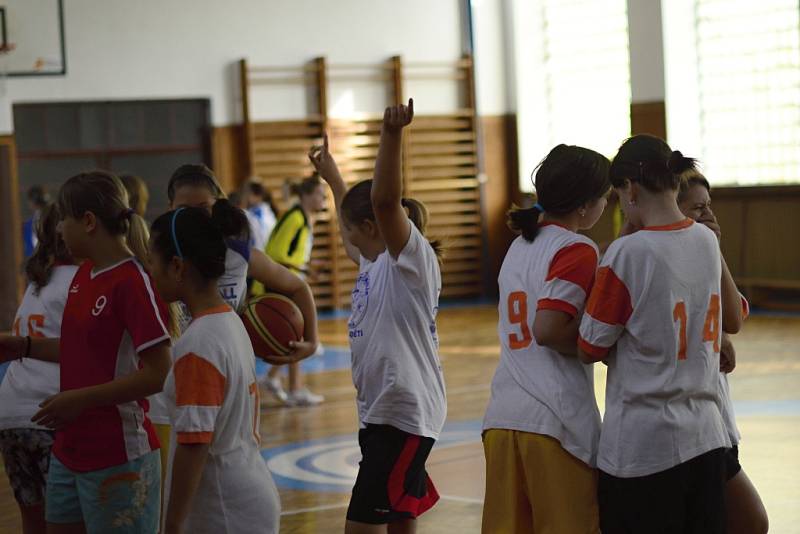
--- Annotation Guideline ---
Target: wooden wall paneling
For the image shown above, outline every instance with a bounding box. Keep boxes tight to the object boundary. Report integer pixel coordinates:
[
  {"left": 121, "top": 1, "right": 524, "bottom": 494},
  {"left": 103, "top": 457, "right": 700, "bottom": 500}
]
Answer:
[
  {"left": 242, "top": 57, "right": 333, "bottom": 306},
  {"left": 0, "top": 136, "right": 22, "bottom": 330},
  {"left": 630, "top": 101, "right": 667, "bottom": 139},
  {"left": 405, "top": 109, "right": 483, "bottom": 298},
  {"left": 710, "top": 186, "right": 800, "bottom": 309},
  {"left": 314, "top": 56, "right": 341, "bottom": 309},
  {"left": 239, "top": 59, "right": 253, "bottom": 176},
  {"left": 242, "top": 55, "right": 486, "bottom": 309},
  {"left": 210, "top": 124, "right": 247, "bottom": 193}
]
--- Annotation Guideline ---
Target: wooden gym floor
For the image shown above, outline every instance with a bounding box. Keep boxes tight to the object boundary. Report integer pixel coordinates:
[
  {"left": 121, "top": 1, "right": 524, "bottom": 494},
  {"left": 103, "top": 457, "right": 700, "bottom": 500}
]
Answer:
[{"left": 0, "top": 305, "right": 797, "bottom": 533}]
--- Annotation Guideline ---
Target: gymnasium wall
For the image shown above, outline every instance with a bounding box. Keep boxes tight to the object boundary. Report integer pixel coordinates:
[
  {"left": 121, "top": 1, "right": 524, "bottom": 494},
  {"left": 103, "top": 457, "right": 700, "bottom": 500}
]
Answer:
[
  {"left": 470, "top": 0, "right": 800, "bottom": 306},
  {"left": 0, "top": 0, "right": 467, "bottom": 133}
]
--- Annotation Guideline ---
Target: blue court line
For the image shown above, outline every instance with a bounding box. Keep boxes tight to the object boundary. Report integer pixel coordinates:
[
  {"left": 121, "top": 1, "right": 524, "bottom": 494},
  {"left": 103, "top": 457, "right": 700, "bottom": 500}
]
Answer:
[
  {"left": 255, "top": 345, "right": 352, "bottom": 376},
  {"left": 316, "top": 297, "right": 494, "bottom": 320},
  {"left": 733, "top": 399, "right": 800, "bottom": 417},
  {"left": 260, "top": 419, "right": 483, "bottom": 493}
]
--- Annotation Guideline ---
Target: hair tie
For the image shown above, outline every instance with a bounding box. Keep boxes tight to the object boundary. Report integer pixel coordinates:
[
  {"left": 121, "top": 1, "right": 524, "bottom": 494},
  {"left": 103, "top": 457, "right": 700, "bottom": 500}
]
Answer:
[
  {"left": 171, "top": 207, "right": 185, "bottom": 259},
  {"left": 667, "top": 150, "right": 684, "bottom": 172},
  {"left": 120, "top": 207, "right": 135, "bottom": 219},
  {"left": 533, "top": 202, "right": 544, "bottom": 212}
]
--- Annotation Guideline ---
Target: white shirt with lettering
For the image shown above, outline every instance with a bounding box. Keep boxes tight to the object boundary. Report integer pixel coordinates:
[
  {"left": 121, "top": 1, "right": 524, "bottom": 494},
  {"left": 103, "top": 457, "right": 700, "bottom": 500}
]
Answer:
[{"left": 348, "top": 223, "right": 446, "bottom": 439}]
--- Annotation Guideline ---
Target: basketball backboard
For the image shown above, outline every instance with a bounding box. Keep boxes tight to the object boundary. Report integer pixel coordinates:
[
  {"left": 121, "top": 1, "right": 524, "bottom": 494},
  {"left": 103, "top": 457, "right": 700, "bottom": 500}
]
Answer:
[{"left": 0, "top": 0, "right": 65, "bottom": 76}]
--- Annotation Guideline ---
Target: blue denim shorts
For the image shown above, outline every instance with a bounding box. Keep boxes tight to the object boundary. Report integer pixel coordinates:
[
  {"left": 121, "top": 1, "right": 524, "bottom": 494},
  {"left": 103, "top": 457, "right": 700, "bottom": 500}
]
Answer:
[{"left": 45, "top": 450, "right": 160, "bottom": 533}]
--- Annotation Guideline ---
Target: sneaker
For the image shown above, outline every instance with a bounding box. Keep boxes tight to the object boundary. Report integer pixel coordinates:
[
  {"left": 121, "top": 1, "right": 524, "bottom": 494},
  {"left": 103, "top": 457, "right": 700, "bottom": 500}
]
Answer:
[
  {"left": 260, "top": 375, "right": 288, "bottom": 403},
  {"left": 314, "top": 342, "right": 325, "bottom": 357},
  {"left": 286, "top": 387, "right": 324, "bottom": 406}
]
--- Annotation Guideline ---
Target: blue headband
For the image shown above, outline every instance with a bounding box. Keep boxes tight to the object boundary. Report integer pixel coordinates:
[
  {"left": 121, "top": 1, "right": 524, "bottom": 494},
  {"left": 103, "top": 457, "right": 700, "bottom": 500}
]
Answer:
[
  {"left": 171, "top": 207, "right": 185, "bottom": 259},
  {"left": 533, "top": 203, "right": 544, "bottom": 212}
]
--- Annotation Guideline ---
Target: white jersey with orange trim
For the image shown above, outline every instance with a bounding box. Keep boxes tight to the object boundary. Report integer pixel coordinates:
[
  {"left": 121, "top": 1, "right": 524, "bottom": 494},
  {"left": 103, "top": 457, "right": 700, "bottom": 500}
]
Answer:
[
  {"left": 579, "top": 218, "right": 730, "bottom": 478},
  {"left": 720, "top": 296, "right": 749, "bottom": 446},
  {"left": 151, "top": 240, "right": 251, "bottom": 425},
  {"left": 163, "top": 306, "right": 279, "bottom": 533},
  {"left": 483, "top": 223, "right": 601, "bottom": 465},
  {"left": 0, "top": 265, "right": 78, "bottom": 430}
]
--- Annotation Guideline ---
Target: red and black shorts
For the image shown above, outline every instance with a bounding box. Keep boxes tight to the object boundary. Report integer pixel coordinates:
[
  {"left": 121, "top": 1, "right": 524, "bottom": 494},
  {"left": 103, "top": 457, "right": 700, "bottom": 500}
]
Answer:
[{"left": 346, "top": 424, "right": 439, "bottom": 525}]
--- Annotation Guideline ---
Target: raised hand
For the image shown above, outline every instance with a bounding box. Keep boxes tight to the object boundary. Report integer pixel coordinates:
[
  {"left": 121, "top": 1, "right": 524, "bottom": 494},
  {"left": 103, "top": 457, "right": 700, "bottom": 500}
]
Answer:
[
  {"left": 382, "top": 98, "right": 414, "bottom": 133},
  {"left": 308, "top": 134, "right": 341, "bottom": 182}
]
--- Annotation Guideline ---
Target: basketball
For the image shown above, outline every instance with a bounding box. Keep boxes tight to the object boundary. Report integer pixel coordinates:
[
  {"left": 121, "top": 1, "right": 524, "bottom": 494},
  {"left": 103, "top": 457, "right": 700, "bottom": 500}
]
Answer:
[{"left": 241, "top": 293, "right": 305, "bottom": 359}]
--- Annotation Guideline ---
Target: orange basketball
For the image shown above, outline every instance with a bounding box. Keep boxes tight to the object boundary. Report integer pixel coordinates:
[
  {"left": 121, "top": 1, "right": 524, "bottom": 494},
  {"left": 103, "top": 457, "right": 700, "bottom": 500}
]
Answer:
[{"left": 241, "top": 293, "right": 304, "bottom": 359}]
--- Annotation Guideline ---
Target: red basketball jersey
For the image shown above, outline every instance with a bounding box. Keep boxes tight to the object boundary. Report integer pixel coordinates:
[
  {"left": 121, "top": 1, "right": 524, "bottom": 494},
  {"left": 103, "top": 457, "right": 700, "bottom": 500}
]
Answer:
[{"left": 54, "top": 258, "right": 170, "bottom": 472}]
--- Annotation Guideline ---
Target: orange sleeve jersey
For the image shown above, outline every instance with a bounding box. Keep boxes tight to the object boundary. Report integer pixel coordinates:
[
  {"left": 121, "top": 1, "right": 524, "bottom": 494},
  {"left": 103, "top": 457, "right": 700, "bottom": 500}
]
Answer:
[
  {"left": 484, "top": 222, "right": 601, "bottom": 466},
  {"left": 579, "top": 219, "right": 732, "bottom": 478},
  {"left": 163, "top": 306, "right": 280, "bottom": 532}
]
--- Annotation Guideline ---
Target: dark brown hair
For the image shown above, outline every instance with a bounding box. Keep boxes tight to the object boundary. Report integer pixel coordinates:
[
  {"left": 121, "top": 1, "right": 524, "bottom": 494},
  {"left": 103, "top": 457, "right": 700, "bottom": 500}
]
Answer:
[
  {"left": 119, "top": 174, "right": 149, "bottom": 217},
  {"left": 167, "top": 164, "right": 250, "bottom": 242},
  {"left": 340, "top": 179, "right": 443, "bottom": 260},
  {"left": 25, "top": 203, "right": 72, "bottom": 293},
  {"left": 151, "top": 207, "right": 227, "bottom": 281},
  {"left": 509, "top": 144, "right": 611, "bottom": 242},
  {"left": 610, "top": 135, "right": 697, "bottom": 192},
  {"left": 27, "top": 185, "right": 50, "bottom": 209},
  {"left": 245, "top": 179, "right": 279, "bottom": 216},
  {"left": 677, "top": 169, "right": 711, "bottom": 204},
  {"left": 287, "top": 174, "right": 323, "bottom": 198}
]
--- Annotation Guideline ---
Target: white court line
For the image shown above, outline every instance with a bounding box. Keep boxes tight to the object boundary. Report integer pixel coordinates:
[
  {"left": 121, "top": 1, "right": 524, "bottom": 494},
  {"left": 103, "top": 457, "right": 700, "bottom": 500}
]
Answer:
[
  {"left": 280, "top": 494, "right": 484, "bottom": 516},
  {"left": 440, "top": 494, "right": 484, "bottom": 505},
  {"left": 281, "top": 502, "right": 349, "bottom": 516}
]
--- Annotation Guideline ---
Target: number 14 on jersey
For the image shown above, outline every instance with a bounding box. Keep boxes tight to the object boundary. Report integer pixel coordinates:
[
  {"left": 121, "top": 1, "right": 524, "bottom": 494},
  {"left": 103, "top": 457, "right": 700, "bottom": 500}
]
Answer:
[{"left": 673, "top": 294, "right": 721, "bottom": 360}]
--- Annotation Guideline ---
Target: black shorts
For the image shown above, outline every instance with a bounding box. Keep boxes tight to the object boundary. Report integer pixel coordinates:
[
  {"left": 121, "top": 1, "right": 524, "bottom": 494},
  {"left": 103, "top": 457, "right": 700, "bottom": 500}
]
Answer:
[
  {"left": 725, "top": 445, "right": 742, "bottom": 481},
  {"left": 346, "top": 424, "right": 439, "bottom": 525},
  {"left": 598, "top": 448, "right": 727, "bottom": 534}
]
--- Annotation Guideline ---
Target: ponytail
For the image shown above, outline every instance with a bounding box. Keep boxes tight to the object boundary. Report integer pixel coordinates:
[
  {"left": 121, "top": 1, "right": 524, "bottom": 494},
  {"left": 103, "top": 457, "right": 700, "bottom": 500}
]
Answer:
[
  {"left": 610, "top": 135, "right": 697, "bottom": 192},
  {"left": 125, "top": 212, "right": 150, "bottom": 270},
  {"left": 401, "top": 197, "right": 443, "bottom": 262},
  {"left": 24, "top": 203, "right": 72, "bottom": 293},
  {"left": 509, "top": 144, "right": 610, "bottom": 243},
  {"left": 507, "top": 203, "right": 544, "bottom": 242},
  {"left": 211, "top": 198, "right": 251, "bottom": 242}
]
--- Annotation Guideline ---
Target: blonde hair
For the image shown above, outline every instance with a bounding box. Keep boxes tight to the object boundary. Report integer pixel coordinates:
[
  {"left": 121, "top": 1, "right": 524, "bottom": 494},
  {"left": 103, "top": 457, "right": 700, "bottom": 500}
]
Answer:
[
  {"left": 119, "top": 174, "right": 149, "bottom": 217},
  {"left": 58, "top": 171, "right": 178, "bottom": 335}
]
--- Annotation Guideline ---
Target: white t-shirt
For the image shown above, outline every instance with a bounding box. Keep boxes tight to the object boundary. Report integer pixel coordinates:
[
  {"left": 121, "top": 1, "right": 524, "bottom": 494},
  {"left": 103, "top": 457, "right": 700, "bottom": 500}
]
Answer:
[
  {"left": 579, "top": 219, "right": 730, "bottom": 478},
  {"left": 0, "top": 265, "right": 77, "bottom": 431},
  {"left": 720, "top": 297, "right": 748, "bottom": 446},
  {"left": 483, "top": 224, "right": 601, "bottom": 466},
  {"left": 348, "top": 223, "right": 446, "bottom": 439},
  {"left": 151, "top": 241, "right": 251, "bottom": 425},
  {"left": 248, "top": 202, "right": 277, "bottom": 252},
  {"left": 163, "top": 307, "right": 280, "bottom": 534}
]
